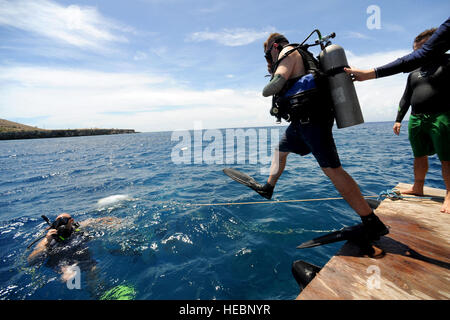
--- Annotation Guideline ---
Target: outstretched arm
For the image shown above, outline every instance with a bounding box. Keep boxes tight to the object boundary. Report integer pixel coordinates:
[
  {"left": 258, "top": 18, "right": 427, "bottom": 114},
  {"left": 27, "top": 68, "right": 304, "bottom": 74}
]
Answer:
[
  {"left": 377, "top": 17, "right": 450, "bottom": 78},
  {"left": 78, "top": 216, "right": 122, "bottom": 228},
  {"left": 345, "top": 17, "right": 450, "bottom": 81},
  {"left": 343, "top": 67, "right": 376, "bottom": 81}
]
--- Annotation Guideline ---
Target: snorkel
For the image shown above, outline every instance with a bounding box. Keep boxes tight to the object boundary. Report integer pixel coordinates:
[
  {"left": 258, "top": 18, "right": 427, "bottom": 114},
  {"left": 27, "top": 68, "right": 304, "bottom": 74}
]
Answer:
[{"left": 41, "top": 215, "right": 51, "bottom": 227}]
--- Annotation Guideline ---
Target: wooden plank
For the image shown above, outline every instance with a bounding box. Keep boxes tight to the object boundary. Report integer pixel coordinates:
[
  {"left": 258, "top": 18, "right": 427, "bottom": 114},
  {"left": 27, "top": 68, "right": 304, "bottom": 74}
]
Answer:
[{"left": 296, "top": 183, "right": 450, "bottom": 300}]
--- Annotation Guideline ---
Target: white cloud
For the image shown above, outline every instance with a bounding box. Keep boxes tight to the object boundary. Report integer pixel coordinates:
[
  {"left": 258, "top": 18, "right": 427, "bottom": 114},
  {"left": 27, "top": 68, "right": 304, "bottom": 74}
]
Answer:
[
  {"left": 0, "top": 66, "right": 167, "bottom": 89},
  {"left": 133, "top": 51, "right": 148, "bottom": 61},
  {"left": 186, "top": 27, "right": 276, "bottom": 46},
  {"left": 191, "top": 2, "right": 225, "bottom": 15},
  {"left": 383, "top": 23, "right": 407, "bottom": 33},
  {"left": 346, "top": 49, "right": 410, "bottom": 69},
  {"left": 0, "top": 65, "right": 270, "bottom": 132},
  {"left": 344, "top": 31, "right": 371, "bottom": 40},
  {"left": 0, "top": 0, "right": 131, "bottom": 51},
  {"left": 355, "top": 76, "right": 408, "bottom": 122}
]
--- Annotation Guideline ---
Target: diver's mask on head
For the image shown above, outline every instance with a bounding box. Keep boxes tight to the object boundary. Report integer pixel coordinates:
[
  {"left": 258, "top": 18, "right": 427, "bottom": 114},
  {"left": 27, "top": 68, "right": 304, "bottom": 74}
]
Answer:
[
  {"left": 264, "top": 44, "right": 275, "bottom": 64},
  {"left": 51, "top": 216, "right": 76, "bottom": 241},
  {"left": 51, "top": 216, "right": 72, "bottom": 229},
  {"left": 264, "top": 35, "right": 289, "bottom": 73}
]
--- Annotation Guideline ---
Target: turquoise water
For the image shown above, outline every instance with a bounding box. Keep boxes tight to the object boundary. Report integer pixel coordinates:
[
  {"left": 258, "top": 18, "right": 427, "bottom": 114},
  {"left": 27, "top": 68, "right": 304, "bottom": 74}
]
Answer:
[{"left": 0, "top": 122, "right": 445, "bottom": 300}]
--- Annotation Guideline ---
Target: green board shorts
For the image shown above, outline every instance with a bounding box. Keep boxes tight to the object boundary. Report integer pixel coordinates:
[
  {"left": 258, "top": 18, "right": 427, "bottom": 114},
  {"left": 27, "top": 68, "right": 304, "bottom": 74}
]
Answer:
[{"left": 408, "top": 111, "right": 450, "bottom": 161}]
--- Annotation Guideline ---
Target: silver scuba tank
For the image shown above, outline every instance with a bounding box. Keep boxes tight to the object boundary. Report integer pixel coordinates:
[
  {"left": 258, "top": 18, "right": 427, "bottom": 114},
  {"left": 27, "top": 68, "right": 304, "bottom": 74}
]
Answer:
[{"left": 319, "top": 44, "right": 364, "bottom": 128}]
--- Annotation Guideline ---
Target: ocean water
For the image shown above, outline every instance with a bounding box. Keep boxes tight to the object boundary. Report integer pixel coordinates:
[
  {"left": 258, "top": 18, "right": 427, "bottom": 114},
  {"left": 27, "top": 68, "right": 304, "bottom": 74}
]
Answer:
[{"left": 0, "top": 122, "right": 445, "bottom": 300}]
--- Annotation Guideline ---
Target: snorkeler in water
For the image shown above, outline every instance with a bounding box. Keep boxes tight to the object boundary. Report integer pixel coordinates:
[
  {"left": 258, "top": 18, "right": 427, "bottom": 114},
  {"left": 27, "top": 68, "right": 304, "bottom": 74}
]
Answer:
[{"left": 27, "top": 213, "right": 122, "bottom": 282}]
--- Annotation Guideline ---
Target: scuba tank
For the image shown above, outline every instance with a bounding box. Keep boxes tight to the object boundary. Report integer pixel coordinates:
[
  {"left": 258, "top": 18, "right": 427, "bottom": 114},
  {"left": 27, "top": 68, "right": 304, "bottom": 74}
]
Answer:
[{"left": 319, "top": 44, "right": 364, "bottom": 128}]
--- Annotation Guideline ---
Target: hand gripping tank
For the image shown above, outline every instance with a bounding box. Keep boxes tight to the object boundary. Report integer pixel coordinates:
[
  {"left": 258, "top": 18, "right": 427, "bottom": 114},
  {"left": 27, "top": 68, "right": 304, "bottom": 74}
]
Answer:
[{"left": 319, "top": 44, "right": 364, "bottom": 128}]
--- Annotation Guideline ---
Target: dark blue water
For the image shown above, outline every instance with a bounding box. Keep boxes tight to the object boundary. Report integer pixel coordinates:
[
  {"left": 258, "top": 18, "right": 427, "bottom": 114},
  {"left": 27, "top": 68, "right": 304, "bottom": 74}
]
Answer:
[{"left": 0, "top": 122, "right": 445, "bottom": 300}]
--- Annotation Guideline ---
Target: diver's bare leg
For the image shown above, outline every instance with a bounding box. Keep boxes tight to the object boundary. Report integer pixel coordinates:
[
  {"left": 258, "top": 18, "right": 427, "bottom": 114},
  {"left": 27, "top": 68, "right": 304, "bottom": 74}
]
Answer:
[
  {"left": 402, "top": 156, "right": 428, "bottom": 196},
  {"left": 267, "top": 150, "right": 289, "bottom": 186},
  {"left": 321, "top": 166, "right": 372, "bottom": 217}
]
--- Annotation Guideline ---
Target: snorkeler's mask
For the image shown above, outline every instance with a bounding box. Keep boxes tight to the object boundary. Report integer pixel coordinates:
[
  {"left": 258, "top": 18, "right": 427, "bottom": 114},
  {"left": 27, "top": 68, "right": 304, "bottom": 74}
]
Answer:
[
  {"left": 26, "top": 215, "right": 79, "bottom": 249},
  {"left": 51, "top": 216, "right": 71, "bottom": 229},
  {"left": 49, "top": 216, "right": 79, "bottom": 241}
]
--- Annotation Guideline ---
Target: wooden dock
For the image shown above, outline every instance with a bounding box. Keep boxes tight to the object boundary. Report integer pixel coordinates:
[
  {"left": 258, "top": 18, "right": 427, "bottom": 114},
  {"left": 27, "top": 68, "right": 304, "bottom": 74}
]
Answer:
[{"left": 296, "top": 183, "right": 450, "bottom": 300}]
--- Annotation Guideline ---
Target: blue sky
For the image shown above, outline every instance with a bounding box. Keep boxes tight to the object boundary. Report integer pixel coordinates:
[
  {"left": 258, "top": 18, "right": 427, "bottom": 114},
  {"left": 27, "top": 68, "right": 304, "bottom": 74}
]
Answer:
[{"left": 1, "top": 0, "right": 449, "bottom": 131}]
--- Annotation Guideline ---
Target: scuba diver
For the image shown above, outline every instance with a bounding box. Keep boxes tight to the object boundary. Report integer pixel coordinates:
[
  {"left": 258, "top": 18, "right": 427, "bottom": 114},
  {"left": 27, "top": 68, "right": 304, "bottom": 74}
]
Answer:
[
  {"left": 27, "top": 213, "right": 121, "bottom": 283},
  {"left": 344, "top": 16, "right": 449, "bottom": 81},
  {"left": 27, "top": 213, "right": 95, "bottom": 283},
  {"left": 233, "top": 32, "right": 389, "bottom": 244},
  {"left": 393, "top": 28, "right": 450, "bottom": 213}
]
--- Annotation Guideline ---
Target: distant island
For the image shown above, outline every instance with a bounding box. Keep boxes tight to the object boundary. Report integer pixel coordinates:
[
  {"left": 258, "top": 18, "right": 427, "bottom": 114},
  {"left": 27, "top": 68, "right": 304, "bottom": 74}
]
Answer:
[{"left": 0, "top": 119, "right": 136, "bottom": 140}]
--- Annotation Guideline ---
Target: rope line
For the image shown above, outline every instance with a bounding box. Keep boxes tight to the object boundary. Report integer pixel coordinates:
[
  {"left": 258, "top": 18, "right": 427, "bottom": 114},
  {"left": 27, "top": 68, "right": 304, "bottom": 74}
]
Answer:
[
  {"left": 187, "top": 189, "right": 435, "bottom": 207},
  {"left": 377, "top": 188, "right": 434, "bottom": 201},
  {"left": 187, "top": 195, "right": 380, "bottom": 207}
]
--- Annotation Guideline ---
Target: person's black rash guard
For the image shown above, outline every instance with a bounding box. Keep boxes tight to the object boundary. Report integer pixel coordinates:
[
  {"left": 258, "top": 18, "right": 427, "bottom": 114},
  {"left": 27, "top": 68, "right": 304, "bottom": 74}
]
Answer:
[
  {"left": 396, "top": 54, "right": 450, "bottom": 122},
  {"left": 377, "top": 16, "right": 450, "bottom": 78}
]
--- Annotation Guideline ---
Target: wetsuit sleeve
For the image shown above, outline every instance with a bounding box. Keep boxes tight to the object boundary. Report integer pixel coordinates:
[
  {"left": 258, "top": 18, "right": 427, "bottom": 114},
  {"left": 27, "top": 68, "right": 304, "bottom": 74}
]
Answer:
[
  {"left": 262, "top": 74, "right": 287, "bottom": 97},
  {"left": 395, "top": 74, "right": 412, "bottom": 122},
  {"left": 375, "top": 17, "right": 450, "bottom": 78}
]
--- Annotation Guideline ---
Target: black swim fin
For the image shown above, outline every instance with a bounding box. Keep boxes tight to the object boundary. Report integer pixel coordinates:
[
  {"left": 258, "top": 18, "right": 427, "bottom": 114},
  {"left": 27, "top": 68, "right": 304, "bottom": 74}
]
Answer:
[
  {"left": 297, "top": 223, "right": 368, "bottom": 249},
  {"left": 291, "top": 260, "right": 321, "bottom": 289},
  {"left": 223, "top": 168, "right": 273, "bottom": 199}
]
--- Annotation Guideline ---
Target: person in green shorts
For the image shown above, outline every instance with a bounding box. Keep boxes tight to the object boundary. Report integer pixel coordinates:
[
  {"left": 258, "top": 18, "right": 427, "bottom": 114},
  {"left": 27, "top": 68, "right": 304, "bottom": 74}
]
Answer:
[{"left": 393, "top": 28, "right": 450, "bottom": 213}]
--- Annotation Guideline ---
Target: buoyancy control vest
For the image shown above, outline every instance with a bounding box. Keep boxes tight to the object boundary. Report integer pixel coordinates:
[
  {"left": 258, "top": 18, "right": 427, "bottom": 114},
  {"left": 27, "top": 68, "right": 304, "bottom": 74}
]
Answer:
[
  {"left": 270, "top": 45, "right": 333, "bottom": 124},
  {"left": 268, "top": 36, "right": 364, "bottom": 128}
]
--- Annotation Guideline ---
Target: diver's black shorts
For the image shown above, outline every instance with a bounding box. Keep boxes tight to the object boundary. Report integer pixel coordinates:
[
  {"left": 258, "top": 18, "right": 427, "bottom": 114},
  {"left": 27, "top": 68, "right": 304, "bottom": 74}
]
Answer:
[{"left": 277, "top": 120, "right": 341, "bottom": 168}]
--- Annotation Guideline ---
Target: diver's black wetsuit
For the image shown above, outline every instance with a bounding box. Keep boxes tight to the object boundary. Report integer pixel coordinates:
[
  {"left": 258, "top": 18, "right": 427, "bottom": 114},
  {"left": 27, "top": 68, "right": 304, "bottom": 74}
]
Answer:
[{"left": 396, "top": 54, "right": 450, "bottom": 122}]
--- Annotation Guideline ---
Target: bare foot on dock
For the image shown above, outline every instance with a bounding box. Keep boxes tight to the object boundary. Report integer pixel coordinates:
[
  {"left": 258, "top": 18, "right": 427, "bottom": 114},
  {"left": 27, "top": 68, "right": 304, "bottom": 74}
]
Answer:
[
  {"left": 441, "top": 191, "right": 450, "bottom": 213},
  {"left": 399, "top": 188, "right": 424, "bottom": 196}
]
